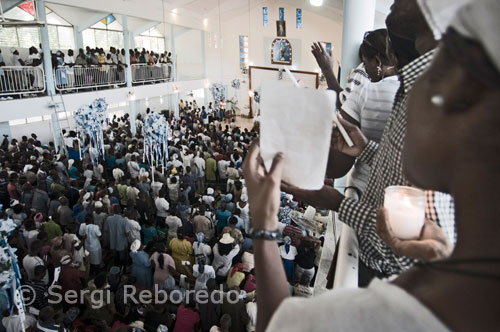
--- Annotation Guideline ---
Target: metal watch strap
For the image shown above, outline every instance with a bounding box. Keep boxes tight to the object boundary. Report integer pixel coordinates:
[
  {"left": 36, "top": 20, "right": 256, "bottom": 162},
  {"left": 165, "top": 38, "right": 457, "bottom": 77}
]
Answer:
[{"left": 249, "top": 228, "right": 282, "bottom": 241}]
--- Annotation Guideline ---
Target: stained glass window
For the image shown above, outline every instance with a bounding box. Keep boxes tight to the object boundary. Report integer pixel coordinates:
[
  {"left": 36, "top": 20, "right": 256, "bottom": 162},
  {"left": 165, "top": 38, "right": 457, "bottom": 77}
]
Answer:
[
  {"left": 239, "top": 35, "right": 249, "bottom": 70},
  {"left": 263, "top": 7, "right": 268, "bottom": 27},
  {"left": 296, "top": 8, "right": 302, "bottom": 29},
  {"left": 279, "top": 8, "right": 285, "bottom": 21}
]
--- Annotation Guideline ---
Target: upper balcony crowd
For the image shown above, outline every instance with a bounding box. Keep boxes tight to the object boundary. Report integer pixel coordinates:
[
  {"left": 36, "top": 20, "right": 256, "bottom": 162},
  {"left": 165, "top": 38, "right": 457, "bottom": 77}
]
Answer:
[{"left": 0, "top": 46, "right": 174, "bottom": 98}]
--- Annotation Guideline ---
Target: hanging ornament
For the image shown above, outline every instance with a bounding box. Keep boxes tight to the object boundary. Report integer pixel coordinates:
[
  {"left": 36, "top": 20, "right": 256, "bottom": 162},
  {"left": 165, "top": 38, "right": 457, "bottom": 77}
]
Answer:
[
  {"left": 142, "top": 112, "right": 169, "bottom": 176},
  {"left": 210, "top": 83, "right": 227, "bottom": 111},
  {"left": 74, "top": 98, "right": 108, "bottom": 165}
]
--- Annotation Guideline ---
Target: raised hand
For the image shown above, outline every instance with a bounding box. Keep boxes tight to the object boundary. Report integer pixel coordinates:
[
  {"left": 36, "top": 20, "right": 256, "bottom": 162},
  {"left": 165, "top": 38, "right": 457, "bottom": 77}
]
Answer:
[
  {"left": 311, "top": 42, "right": 334, "bottom": 72},
  {"left": 242, "top": 140, "right": 284, "bottom": 230}
]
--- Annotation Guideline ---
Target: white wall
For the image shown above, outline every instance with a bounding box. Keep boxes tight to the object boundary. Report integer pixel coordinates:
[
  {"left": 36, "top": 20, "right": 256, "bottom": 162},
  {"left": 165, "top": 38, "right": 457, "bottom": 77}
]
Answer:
[
  {"left": 205, "top": 2, "right": 343, "bottom": 111},
  {"left": 175, "top": 27, "right": 204, "bottom": 81}
]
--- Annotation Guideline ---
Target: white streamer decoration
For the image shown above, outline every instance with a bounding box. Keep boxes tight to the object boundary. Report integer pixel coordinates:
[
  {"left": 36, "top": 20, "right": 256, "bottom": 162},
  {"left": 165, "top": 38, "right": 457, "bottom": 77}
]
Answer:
[
  {"left": 210, "top": 83, "right": 226, "bottom": 110},
  {"left": 74, "top": 98, "right": 108, "bottom": 164},
  {"left": 231, "top": 79, "right": 241, "bottom": 100},
  {"left": 142, "top": 112, "right": 169, "bottom": 172}
]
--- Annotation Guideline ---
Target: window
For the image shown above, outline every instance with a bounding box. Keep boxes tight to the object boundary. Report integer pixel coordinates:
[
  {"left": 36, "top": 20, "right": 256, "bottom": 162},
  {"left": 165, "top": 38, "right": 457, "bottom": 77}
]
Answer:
[
  {"left": 279, "top": 8, "right": 285, "bottom": 21},
  {"left": 0, "top": 3, "right": 74, "bottom": 50},
  {"left": 83, "top": 14, "right": 124, "bottom": 50},
  {"left": 263, "top": 7, "right": 268, "bottom": 27},
  {"left": 193, "top": 88, "right": 204, "bottom": 98},
  {"left": 45, "top": 7, "right": 74, "bottom": 51},
  {"left": 9, "top": 119, "right": 27, "bottom": 126},
  {"left": 296, "top": 8, "right": 302, "bottom": 29},
  {"left": 239, "top": 35, "right": 249, "bottom": 70},
  {"left": 27, "top": 116, "right": 43, "bottom": 123},
  {"left": 134, "top": 27, "right": 165, "bottom": 53}
]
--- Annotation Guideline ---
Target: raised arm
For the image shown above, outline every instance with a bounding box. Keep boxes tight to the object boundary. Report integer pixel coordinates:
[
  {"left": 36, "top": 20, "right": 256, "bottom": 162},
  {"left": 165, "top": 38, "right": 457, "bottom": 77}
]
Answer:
[{"left": 242, "top": 141, "right": 290, "bottom": 332}]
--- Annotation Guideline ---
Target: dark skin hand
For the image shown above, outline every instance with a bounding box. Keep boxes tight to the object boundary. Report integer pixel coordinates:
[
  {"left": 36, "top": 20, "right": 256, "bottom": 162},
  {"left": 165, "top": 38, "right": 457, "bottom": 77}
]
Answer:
[
  {"left": 311, "top": 42, "right": 342, "bottom": 109},
  {"left": 281, "top": 115, "right": 369, "bottom": 211}
]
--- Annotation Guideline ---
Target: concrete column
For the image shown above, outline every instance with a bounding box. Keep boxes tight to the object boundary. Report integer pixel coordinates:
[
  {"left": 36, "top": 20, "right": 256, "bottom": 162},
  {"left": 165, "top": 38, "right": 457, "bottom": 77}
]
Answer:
[
  {"left": 74, "top": 25, "right": 83, "bottom": 50},
  {"left": 339, "top": 0, "right": 376, "bottom": 86},
  {"left": 0, "top": 122, "right": 12, "bottom": 140},
  {"left": 204, "top": 87, "right": 209, "bottom": 106},
  {"left": 336, "top": 0, "right": 375, "bottom": 192},
  {"left": 170, "top": 24, "right": 177, "bottom": 81},
  {"left": 129, "top": 100, "right": 137, "bottom": 135},
  {"left": 36, "top": 0, "right": 55, "bottom": 96},
  {"left": 173, "top": 93, "right": 179, "bottom": 120},
  {"left": 122, "top": 15, "right": 133, "bottom": 88},
  {"left": 201, "top": 30, "right": 207, "bottom": 79}
]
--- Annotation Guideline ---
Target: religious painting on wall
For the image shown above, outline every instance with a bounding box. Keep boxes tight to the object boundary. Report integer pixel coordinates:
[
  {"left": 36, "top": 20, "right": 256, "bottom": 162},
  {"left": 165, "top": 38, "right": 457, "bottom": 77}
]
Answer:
[
  {"left": 277, "top": 20, "right": 286, "bottom": 37},
  {"left": 271, "top": 38, "right": 292, "bottom": 65}
]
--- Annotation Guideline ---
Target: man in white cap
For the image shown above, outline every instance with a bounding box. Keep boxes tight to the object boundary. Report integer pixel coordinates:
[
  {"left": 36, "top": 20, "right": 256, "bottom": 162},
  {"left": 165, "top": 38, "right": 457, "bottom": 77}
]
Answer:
[{"left": 202, "top": 187, "right": 216, "bottom": 208}]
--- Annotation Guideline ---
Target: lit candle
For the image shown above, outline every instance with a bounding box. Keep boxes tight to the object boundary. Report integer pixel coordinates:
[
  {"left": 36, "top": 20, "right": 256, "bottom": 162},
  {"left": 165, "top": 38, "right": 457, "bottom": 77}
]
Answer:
[{"left": 384, "top": 186, "right": 425, "bottom": 240}]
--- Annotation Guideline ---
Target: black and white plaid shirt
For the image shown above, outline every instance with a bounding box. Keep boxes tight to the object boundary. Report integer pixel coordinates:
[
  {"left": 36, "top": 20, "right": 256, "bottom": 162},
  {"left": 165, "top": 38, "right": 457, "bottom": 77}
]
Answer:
[{"left": 338, "top": 50, "right": 456, "bottom": 276}]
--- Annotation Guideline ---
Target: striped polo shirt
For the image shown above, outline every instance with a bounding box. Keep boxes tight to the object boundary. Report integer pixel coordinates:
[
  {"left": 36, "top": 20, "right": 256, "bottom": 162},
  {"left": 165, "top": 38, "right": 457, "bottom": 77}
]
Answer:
[{"left": 342, "top": 75, "right": 400, "bottom": 193}]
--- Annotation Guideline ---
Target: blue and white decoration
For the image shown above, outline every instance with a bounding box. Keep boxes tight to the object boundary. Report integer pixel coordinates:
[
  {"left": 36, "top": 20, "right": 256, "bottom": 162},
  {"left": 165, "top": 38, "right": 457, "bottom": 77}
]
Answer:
[
  {"left": 0, "top": 219, "right": 27, "bottom": 331},
  {"left": 210, "top": 83, "right": 226, "bottom": 110},
  {"left": 142, "top": 112, "right": 169, "bottom": 171},
  {"left": 231, "top": 79, "right": 241, "bottom": 100},
  {"left": 74, "top": 98, "right": 108, "bottom": 164}
]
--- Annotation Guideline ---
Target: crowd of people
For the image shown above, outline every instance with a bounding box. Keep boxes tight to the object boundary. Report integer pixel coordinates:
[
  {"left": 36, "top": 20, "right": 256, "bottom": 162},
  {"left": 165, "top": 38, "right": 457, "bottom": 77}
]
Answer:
[
  {"left": 0, "top": 46, "right": 173, "bottom": 98},
  {"left": 0, "top": 0, "right": 498, "bottom": 331},
  {"left": 0, "top": 93, "right": 324, "bottom": 332}
]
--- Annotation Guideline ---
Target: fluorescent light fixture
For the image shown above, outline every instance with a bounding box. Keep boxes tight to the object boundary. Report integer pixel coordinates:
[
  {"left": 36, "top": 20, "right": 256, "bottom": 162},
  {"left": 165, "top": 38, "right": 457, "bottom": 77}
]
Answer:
[{"left": 310, "top": 0, "right": 323, "bottom": 6}]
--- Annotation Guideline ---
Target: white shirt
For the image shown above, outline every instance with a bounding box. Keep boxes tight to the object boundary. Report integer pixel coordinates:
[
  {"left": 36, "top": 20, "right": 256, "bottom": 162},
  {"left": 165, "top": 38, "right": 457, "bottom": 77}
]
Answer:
[
  {"left": 155, "top": 197, "right": 170, "bottom": 218},
  {"left": 218, "top": 160, "right": 230, "bottom": 179},
  {"left": 64, "top": 55, "right": 75, "bottom": 65},
  {"left": 342, "top": 75, "right": 400, "bottom": 193},
  {"left": 193, "top": 242, "right": 212, "bottom": 264},
  {"left": 127, "top": 218, "right": 141, "bottom": 243},
  {"left": 202, "top": 195, "right": 215, "bottom": 208},
  {"left": 192, "top": 264, "right": 216, "bottom": 290},
  {"left": 194, "top": 157, "right": 206, "bottom": 177},
  {"left": 279, "top": 245, "right": 298, "bottom": 260},
  {"left": 165, "top": 216, "right": 182, "bottom": 237},
  {"left": 212, "top": 243, "right": 240, "bottom": 277},
  {"left": 266, "top": 279, "right": 450, "bottom": 332},
  {"left": 128, "top": 161, "right": 140, "bottom": 178},
  {"left": 113, "top": 168, "right": 125, "bottom": 182}
]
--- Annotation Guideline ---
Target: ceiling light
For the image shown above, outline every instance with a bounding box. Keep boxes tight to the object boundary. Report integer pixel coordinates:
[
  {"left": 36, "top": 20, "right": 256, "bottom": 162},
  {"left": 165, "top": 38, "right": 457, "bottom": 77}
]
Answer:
[
  {"left": 310, "top": 0, "right": 323, "bottom": 6},
  {"left": 203, "top": 18, "right": 208, "bottom": 26},
  {"left": 172, "top": 8, "right": 177, "bottom": 13}
]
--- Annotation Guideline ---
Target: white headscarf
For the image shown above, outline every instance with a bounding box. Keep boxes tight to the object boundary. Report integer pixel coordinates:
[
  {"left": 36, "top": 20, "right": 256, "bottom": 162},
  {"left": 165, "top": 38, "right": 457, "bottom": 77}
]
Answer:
[
  {"left": 450, "top": 0, "right": 500, "bottom": 74},
  {"left": 130, "top": 239, "right": 141, "bottom": 253},
  {"left": 416, "top": 0, "right": 472, "bottom": 40}
]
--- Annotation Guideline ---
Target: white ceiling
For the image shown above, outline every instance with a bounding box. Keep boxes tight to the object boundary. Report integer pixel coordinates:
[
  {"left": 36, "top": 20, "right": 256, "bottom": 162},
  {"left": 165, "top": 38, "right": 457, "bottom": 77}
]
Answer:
[{"left": 45, "top": 0, "right": 394, "bottom": 32}]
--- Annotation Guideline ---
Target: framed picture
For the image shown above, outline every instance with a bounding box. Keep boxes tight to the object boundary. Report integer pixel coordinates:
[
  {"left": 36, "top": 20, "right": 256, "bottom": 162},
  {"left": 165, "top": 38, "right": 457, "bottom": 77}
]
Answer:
[
  {"left": 321, "top": 42, "right": 332, "bottom": 56},
  {"left": 271, "top": 38, "right": 292, "bottom": 65},
  {"left": 276, "top": 20, "right": 286, "bottom": 37}
]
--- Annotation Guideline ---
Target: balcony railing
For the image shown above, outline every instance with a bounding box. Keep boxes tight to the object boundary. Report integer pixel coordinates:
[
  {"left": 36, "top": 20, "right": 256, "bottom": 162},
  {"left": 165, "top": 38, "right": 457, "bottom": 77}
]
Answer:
[
  {"left": 54, "top": 65, "right": 126, "bottom": 91},
  {"left": 0, "top": 66, "right": 46, "bottom": 96},
  {"left": 131, "top": 63, "right": 172, "bottom": 83}
]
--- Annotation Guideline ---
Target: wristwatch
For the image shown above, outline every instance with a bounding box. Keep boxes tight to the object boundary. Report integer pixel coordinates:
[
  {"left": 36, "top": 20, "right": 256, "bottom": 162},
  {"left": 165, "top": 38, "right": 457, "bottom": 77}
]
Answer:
[{"left": 249, "top": 228, "right": 282, "bottom": 241}]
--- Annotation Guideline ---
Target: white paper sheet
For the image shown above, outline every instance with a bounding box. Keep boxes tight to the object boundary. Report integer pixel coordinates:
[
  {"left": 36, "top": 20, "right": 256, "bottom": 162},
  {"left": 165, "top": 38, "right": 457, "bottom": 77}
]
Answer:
[{"left": 260, "top": 81, "right": 336, "bottom": 190}]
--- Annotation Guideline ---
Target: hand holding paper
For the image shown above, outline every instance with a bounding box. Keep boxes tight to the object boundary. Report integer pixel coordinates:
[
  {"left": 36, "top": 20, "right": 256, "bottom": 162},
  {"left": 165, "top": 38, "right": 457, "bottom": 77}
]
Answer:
[
  {"left": 331, "top": 115, "right": 368, "bottom": 157},
  {"left": 260, "top": 81, "right": 336, "bottom": 190}
]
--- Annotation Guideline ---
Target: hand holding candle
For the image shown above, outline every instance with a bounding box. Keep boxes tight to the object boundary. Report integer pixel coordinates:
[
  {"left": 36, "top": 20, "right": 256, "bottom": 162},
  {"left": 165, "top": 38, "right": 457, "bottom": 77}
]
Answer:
[{"left": 383, "top": 186, "right": 425, "bottom": 240}]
